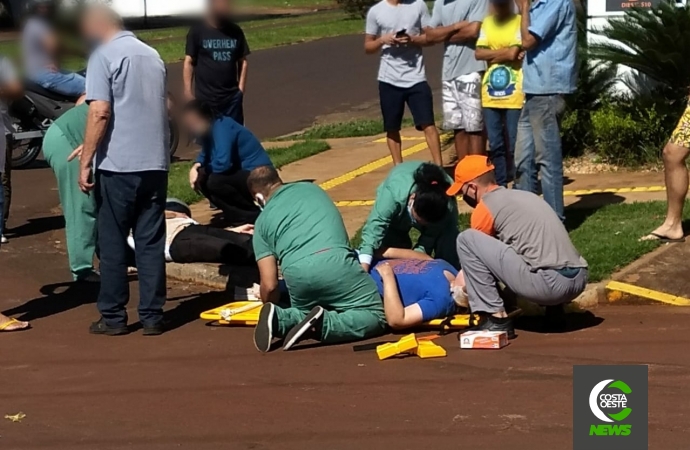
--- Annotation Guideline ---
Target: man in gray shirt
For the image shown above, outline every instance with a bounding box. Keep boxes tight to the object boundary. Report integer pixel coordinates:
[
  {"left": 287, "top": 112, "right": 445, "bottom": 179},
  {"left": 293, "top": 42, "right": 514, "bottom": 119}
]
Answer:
[
  {"left": 77, "top": 5, "right": 170, "bottom": 336},
  {"left": 427, "top": 0, "right": 488, "bottom": 161},
  {"left": 447, "top": 156, "right": 588, "bottom": 337},
  {"left": 365, "top": 0, "right": 442, "bottom": 166}
]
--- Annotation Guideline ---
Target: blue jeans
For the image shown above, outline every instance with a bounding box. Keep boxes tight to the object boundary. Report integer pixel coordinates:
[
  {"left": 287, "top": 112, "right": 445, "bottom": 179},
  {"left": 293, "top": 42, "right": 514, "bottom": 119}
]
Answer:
[
  {"left": 95, "top": 170, "right": 168, "bottom": 328},
  {"left": 221, "top": 90, "right": 244, "bottom": 125},
  {"left": 514, "top": 94, "right": 567, "bottom": 221},
  {"left": 31, "top": 70, "right": 86, "bottom": 97},
  {"left": 483, "top": 108, "right": 521, "bottom": 187}
]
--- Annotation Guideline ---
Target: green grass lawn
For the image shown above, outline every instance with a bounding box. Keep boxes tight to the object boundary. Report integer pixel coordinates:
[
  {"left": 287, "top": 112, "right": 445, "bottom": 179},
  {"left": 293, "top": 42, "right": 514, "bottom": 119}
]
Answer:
[
  {"left": 351, "top": 201, "right": 689, "bottom": 283},
  {"left": 0, "top": 10, "right": 363, "bottom": 66},
  {"left": 168, "top": 139, "right": 331, "bottom": 204},
  {"left": 288, "top": 118, "right": 414, "bottom": 140}
]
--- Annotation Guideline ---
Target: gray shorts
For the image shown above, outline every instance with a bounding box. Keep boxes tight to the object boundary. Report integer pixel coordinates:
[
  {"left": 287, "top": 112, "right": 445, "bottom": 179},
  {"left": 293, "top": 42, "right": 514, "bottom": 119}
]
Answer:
[{"left": 442, "top": 72, "right": 483, "bottom": 132}]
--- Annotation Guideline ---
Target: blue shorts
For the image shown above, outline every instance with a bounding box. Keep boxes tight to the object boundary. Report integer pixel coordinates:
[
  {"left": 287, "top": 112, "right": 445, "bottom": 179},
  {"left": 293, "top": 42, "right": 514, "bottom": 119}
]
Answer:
[
  {"left": 32, "top": 70, "right": 86, "bottom": 98},
  {"left": 379, "top": 81, "right": 435, "bottom": 132}
]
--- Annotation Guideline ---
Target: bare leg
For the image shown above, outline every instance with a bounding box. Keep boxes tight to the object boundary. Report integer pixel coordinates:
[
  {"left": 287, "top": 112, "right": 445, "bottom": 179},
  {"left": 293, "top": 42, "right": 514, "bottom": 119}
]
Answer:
[
  {"left": 422, "top": 124, "right": 442, "bottom": 166},
  {"left": 467, "top": 131, "right": 486, "bottom": 155},
  {"left": 386, "top": 130, "right": 403, "bottom": 165},
  {"left": 644, "top": 143, "right": 689, "bottom": 240},
  {"left": 454, "top": 130, "right": 469, "bottom": 162}
]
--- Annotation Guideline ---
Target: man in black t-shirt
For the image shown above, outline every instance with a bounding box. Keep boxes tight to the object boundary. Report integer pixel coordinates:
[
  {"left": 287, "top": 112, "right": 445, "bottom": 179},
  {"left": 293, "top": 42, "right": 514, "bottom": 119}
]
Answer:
[{"left": 184, "top": 0, "right": 250, "bottom": 124}]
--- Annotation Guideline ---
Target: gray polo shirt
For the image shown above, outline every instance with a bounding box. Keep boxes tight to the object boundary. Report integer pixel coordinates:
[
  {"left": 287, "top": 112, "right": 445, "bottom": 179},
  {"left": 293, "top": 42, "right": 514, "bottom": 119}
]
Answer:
[
  {"left": 429, "top": 0, "right": 488, "bottom": 81},
  {"left": 473, "top": 187, "right": 587, "bottom": 270},
  {"left": 365, "top": 0, "right": 430, "bottom": 88},
  {"left": 86, "top": 31, "right": 169, "bottom": 173}
]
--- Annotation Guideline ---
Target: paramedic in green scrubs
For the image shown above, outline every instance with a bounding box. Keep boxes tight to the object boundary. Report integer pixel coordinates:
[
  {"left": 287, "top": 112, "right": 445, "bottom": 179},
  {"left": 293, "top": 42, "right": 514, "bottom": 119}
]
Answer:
[
  {"left": 359, "top": 161, "right": 460, "bottom": 270},
  {"left": 248, "top": 166, "right": 386, "bottom": 353},
  {"left": 43, "top": 104, "right": 98, "bottom": 281}
]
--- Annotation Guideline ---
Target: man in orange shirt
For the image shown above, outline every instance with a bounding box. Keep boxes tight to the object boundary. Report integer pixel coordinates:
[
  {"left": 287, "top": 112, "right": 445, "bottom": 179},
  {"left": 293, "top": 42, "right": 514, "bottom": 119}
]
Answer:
[{"left": 447, "top": 155, "right": 588, "bottom": 337}]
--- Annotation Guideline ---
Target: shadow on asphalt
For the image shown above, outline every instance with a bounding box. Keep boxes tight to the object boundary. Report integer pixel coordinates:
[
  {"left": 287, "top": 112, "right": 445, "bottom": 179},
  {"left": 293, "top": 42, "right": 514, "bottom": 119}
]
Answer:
[
  {"left": 2, "top": 280, "right": 100, "bottom": 322},
  {"left": 7, "top": 215, "right": 65, "bottom": 239},
  {"left": 515, "top": 311, "right": 605, "bottom": 334}
]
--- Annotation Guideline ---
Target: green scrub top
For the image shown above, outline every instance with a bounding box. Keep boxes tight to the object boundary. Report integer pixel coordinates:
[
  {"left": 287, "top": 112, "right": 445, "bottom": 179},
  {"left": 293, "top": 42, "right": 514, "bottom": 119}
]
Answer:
[
  {"left": 358, "top": 161, "right": 459, "bottom": 262},
  {"left": 253, "top": 182, "right": 352, "bottom": 274},
  {"left": 253, "top": 182, "right": 381, "bottom": 310}
]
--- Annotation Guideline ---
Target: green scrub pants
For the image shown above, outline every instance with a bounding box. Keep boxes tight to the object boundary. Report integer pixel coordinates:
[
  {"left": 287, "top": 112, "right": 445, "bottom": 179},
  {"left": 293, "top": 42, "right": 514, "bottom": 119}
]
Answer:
[
  {"left": 43, "top": 126, "right": 97, "bottom": 280},
  {"left": 275, "top": 250, "right": 386, "bottom": 344}
]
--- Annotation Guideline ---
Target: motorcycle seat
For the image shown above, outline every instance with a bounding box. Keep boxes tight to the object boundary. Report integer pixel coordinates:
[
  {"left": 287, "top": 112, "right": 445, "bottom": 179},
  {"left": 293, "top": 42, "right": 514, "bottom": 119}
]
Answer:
[{"left": 24, "top": 80, "right": 79, "bottom": 103}]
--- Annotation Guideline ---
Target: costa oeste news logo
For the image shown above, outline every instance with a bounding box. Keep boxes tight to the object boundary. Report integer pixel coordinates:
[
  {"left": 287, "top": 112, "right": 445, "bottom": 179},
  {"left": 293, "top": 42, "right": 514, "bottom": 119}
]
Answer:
[{"left": 573, "top": 365, "right": 648, "bottom": 450}]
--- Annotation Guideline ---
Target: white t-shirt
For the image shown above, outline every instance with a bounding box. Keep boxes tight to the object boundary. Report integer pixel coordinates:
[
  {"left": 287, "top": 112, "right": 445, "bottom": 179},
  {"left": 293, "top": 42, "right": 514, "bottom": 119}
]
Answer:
[{"left": 127, "top": 217, "right": 198, "bottom": 262}]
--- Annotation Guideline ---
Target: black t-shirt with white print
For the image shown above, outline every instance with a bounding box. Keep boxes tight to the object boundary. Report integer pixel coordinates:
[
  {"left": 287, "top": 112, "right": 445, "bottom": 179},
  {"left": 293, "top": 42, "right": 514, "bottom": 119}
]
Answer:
[{"left": 185, "top": 21, "right": 250, "bottom": 112}]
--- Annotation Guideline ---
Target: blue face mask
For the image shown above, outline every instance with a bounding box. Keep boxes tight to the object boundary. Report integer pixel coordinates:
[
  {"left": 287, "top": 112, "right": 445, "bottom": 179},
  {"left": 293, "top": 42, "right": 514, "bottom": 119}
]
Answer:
[{"left": 407, "top": 202, "right": 417, "bottom": 225}]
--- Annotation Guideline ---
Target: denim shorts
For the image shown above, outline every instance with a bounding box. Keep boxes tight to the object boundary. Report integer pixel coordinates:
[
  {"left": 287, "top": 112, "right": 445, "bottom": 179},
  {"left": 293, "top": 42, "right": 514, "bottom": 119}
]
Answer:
[{"left": 32, "top": 70, "right": 86, "bottom": 98}]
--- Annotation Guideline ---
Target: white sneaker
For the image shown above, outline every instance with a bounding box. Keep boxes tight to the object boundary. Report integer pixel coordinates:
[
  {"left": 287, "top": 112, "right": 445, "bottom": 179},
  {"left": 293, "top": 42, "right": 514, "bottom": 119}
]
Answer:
[{"left": 1, "top": 235, "right": 8, "bottom": 244}]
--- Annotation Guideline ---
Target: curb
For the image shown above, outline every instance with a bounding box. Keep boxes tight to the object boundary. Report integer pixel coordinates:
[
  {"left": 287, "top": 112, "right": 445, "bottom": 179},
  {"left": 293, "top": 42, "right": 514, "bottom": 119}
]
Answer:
[
  {"left": 166, "top": 263, "right": 259, "bottom": 291},
  {"left": 168, "top": 263, "right": 607, "bottom": 312}
]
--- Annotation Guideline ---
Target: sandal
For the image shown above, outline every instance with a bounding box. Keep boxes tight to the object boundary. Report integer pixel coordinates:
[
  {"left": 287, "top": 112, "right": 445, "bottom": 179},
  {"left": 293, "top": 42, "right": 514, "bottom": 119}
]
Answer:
[{"left": 0, "top": 318, "right": 30, "bottom": 332}]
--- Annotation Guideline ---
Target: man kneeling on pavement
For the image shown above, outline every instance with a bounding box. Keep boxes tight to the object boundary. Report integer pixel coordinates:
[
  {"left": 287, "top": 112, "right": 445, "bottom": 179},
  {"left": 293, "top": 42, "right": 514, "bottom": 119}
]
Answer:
[
  {"left": 448, "top": 155, "right": 589, "bottom": 338},
  {"left": 249, "top": 166, "right": 387, "bottom": 352}
]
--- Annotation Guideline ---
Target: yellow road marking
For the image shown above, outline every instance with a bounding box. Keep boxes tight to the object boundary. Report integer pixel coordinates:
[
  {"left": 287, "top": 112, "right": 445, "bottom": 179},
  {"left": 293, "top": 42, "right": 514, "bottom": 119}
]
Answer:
[
  {"left": 319, "top": 141, "right": 431, "bottom": 191},
  {"left": 372, "top": 136, "right": 427, "bottom": 143},
  {"left": 318, "top": 132, "right": 452, "bottom": 191},
  {"left": 605, "top": 281, "right": 690, "bottom": 306},
  {"left": 333, "top": 185, "right": 669, "bottom": 207}
]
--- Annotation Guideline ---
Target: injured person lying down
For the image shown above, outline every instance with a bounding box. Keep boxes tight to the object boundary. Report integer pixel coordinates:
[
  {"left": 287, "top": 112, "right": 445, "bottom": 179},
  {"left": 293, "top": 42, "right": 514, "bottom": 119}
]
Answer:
[
  {"left": 370, "top": 259, "right": 468, "bottom": 330},
  {"left": 127, "top": 198, "right": 255, "bottom": 265}
]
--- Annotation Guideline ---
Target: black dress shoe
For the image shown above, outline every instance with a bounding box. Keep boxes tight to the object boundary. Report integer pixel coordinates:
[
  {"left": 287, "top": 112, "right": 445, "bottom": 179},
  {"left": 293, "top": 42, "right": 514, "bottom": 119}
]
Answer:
[
  {"left": 142, "top": 321, "right": 167, "bottom": 336},
  {"left": 470, "top": 314, "right": 517, "bottom": 340},
  {"left": 89, "top": 318, "right": 129, "bottom": 336}
]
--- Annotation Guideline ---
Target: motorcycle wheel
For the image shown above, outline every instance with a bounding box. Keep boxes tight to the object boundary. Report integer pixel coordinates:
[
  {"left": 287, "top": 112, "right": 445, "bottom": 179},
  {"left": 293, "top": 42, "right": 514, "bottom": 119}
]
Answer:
[
  {"left": 169, "top": 119, "right": 179, "bottom": 159},
  {"left": 11, "top": 138, "right": 43, "bottom": 169}
]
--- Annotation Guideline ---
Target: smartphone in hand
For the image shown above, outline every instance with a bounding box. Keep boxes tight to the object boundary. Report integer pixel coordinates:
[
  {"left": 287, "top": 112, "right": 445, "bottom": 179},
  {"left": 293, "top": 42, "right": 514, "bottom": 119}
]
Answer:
[{"left": 395, "top": 29, "right": 407, "bottom": 38}]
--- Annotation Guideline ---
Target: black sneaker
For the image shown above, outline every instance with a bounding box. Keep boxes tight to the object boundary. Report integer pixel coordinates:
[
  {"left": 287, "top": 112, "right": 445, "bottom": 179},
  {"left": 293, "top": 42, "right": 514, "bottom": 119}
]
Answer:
[
  {"left": 89, "top": 318, "right": 129, "bottom": 336},
  {"left": 544, "top": 304, "right": 567, "bottom": 331},
  {"left": 283, "top": 306, "right": 325, "bottom": 351},
  {"left": 254, "top": 303, "right": 278, "bottom": 353},
  {"left": 143, "top": 321, "right": 167, "bottom": 336},
  {"left": 469, "top": 314, "right": 516, "bottom": 340}
]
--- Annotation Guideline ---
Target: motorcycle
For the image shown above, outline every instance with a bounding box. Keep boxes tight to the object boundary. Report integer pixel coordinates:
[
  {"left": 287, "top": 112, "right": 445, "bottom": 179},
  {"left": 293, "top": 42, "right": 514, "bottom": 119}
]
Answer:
[{"left": 8, "top": 78, "right": 180, "bottom": 169}]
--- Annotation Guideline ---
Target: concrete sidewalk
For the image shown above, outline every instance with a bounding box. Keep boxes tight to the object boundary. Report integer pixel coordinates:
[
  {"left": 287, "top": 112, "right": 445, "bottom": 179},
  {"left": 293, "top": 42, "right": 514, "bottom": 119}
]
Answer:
[{"left": 167, "top": 127, "right": 677, "bottom": 310}]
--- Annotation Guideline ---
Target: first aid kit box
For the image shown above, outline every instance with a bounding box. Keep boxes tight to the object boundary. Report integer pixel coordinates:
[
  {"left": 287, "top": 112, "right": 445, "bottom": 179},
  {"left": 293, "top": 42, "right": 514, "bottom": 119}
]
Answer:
[{"left": 459, "top": 331, "right": 508, "bottom": 349}]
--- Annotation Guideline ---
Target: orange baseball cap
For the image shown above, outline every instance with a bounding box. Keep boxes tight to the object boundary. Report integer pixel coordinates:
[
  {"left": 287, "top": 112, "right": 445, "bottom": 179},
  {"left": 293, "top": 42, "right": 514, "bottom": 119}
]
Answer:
[{"left": 446, "top": 155, "right": 495, "bottom": 196}]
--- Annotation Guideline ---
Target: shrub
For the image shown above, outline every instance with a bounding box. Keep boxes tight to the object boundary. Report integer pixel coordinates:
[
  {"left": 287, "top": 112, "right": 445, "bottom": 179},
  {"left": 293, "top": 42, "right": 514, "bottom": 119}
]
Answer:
[
  {"left": 590, "top": 104, "right": 669, "bottom": 166},
  {"left": 336, "top": 0, "right": 376, "bottom": 18}
]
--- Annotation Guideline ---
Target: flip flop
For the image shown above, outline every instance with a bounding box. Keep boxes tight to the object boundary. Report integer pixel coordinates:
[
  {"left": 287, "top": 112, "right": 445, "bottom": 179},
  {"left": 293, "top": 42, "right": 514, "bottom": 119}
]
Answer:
[
  {"left": 0, "top": 318, "right": 30, "bottom": 332},
  {"left": 640, "top": 232, "right": 686, "bottom": 243}
]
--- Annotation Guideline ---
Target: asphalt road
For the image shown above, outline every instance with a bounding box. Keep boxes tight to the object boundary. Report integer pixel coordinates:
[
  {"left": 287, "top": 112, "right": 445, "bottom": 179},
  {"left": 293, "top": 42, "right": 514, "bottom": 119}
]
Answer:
[{"left": 167, "top": 33, "right": 445, "bottom": 140}]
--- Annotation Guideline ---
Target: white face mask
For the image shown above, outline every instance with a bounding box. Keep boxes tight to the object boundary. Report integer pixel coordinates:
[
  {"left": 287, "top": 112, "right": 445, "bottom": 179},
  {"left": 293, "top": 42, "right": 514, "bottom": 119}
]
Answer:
[{"left": 254, "top": 193, "right": 266, "bottom": 211}]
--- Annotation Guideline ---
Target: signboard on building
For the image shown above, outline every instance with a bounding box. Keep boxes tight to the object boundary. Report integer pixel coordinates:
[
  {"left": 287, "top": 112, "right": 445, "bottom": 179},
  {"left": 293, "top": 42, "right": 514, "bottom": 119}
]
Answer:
[{"left": 605, "top": 0, "right": 663, "bottom": 12}]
